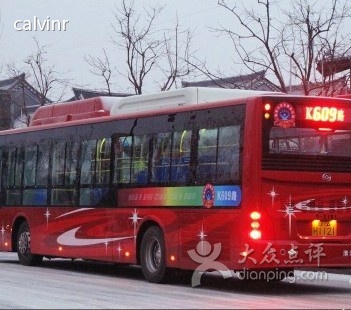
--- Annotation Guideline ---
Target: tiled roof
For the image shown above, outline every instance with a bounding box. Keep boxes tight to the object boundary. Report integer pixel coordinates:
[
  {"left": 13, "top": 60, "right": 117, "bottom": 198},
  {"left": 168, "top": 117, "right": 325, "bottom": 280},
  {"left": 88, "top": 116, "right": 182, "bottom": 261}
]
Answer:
[
  {"left": 67, "top": 87, "right": 133, "bottom": 101},
  {"left": 182, "top": 70, "right": 350, "bottom": 96},
  {"left": 182, "top": 70, "right": 281, "bottom": 92},
  {"left": 0, "top": 73, "right": 51, "bottom": 103},
  {"left": 286, "top": 76, "right": 349, "bottom": 96},
  {"left": 0, "top": 73, "right": 25, "bottom": 91},
  {"left": 316, "top": 55, "right": 351, "bottom": 77}
]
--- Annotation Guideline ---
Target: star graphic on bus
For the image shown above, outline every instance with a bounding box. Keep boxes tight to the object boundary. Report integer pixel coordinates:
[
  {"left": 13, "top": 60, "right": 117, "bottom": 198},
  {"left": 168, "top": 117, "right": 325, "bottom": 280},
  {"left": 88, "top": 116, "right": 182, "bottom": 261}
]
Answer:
[
  {"left": 279, "top": 195, "right": 301, "bottom": 236},
  {"left": 341, "top": 196, "right": 349, "bottom": 206},
  {"left": 196, "top": 222, "right": 209, "bottom": 257},
  {"left": 197, "top": 218, "right": 207, "bottom": 242},
  {"left": 117, "top": 243, "right": 122, "bottom": 258},
  {"left": 268, "top": 187, "right": 279, "bottom": 205},
  {"left": 129, "top": 208, "right": 142, "bottom": 239},
  {"left": 44, "top": 208, "right": 51, "bottom": 228},
  {"left": 1, "top": 225, "right": 5, "bottom": 243},
  {"left": 198, "top": 227, "right": 207, "bottom": 241},
  {"left": 129, "top": 208, "right": 142, "bottom": 225}
]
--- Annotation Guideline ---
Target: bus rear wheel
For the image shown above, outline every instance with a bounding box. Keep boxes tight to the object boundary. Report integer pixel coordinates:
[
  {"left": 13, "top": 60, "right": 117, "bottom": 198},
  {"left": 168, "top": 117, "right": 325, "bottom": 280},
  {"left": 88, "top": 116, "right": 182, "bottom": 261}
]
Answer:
[
  {"left": 140, "top": 226, "right": 167, "bottom": 283},
  {"left": 17, "top": 221, "right": 43, "bottom": 266}
]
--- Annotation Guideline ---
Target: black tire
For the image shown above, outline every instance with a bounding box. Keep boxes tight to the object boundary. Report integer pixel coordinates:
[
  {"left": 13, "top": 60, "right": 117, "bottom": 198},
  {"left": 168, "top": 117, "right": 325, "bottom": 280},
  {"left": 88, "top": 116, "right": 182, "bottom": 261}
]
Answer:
[
  {"left": 17, "top": 221, "right": 43, "bottom": 266},
  {"left": 140, "top": 226, "right": 167, "bottom": 283}
]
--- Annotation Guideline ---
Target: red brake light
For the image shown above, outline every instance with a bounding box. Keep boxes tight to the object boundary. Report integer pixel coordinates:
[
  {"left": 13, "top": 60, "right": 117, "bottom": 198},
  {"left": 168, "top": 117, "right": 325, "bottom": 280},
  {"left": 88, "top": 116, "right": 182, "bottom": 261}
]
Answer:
[
  {"left": 250, "top": 230, "right": 262, "bottom": 240},
  {"left": 250, "top": 211, "right": 261, "bottom": 220},
  {"left": 250, "top": 211, "right": 262, "bottom": 240}
]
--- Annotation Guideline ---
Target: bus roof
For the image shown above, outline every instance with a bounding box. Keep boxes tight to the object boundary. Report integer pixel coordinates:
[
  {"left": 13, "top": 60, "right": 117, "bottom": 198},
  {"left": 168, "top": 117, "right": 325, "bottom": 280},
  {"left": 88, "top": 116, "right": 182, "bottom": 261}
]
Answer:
[
  {"left": 109, "top": 87, "right": 280, "bottom": 115},
  {"left": 29, "top": 87, "right": 281, "bottom": 127}
]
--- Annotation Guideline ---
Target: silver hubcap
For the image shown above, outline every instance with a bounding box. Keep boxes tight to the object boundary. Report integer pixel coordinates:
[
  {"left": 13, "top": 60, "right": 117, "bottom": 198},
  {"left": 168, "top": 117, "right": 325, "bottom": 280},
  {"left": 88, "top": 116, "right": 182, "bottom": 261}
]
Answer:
[{"left": 146, "top": 237, "right": 161, "bottom": 272}]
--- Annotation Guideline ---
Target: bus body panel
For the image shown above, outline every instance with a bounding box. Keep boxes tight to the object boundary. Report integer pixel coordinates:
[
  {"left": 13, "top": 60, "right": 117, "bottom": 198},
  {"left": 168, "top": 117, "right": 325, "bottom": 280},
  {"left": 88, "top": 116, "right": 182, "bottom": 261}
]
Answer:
[
  {"left": 0, "top": 206, "right": 247, "bottom": 270},
  {"left": 1, "top": 91, "right": 351, "bottom": 282},
  {"left": 260, "top": 173, "right": 351, "bottom": 269}
]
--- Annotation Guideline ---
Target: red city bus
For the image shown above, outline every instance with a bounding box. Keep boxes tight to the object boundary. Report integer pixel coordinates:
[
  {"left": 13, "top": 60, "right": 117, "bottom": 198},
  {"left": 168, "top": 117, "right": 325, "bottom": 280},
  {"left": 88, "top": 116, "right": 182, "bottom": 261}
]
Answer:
[{"left": 0, "top": 87, "right": 351, "bottom": 283}]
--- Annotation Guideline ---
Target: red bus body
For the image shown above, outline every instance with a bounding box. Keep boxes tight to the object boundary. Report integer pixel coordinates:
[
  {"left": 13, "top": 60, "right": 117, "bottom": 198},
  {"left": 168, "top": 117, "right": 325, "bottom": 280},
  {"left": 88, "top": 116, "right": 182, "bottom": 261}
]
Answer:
[{"left": 0, "top": 88, "right": 351, "bottom": 282}]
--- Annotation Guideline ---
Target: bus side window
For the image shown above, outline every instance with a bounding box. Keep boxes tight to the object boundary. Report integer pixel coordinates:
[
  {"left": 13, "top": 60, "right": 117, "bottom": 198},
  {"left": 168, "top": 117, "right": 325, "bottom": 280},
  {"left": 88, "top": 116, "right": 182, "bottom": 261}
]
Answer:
[
  {"left": 51, "top": 141, "right": 78, "bottom": 206},
  {"left": 23, "top": 146, "right": 37, "bottom": 187},
  {"left": 217, "top": 125, "right": 241, "bottom": 182},
  {"left": 80, "top": 140, "right": 96, "bottom": 185},
  {"left": 36, "top": 142, "right": 50, "bottom": 186},
  {"left": 114, "top": 136, "right": 132, "bottom": 184},
  {"left": 3, "top": 147, "right": 22, "bottom": 205},
  {"left": 15, "top": 147, "right": 24, "bottom": 188},
  {"left": 9, "top": 148, "right": 17, "bottom": 188},
  {"left": 196, "top": 125, "right": 241, "bottom": 183},
  {"left": 22, "top": 142, "right": 49, "bottom": 206},
  {"left": 96, "top": 138, "right": 111, "bottom": 185},
  {"left": 171, "top": 130, "right": 191, "bottom": 184},
  {"left": 65, "top": 141, "right": 79, "bottom": 186},
  {"left": 52, "top": 142, "right": 66, "bottom": 186},
  {"left": 197, "top": 128, "right": 218, "bottom": 181},
  {"left": 152, "top": 132, "right": 172, "bottom": 183},
  {"left": 3, "top": 148, "right": 15, "bottom": 188},
  {"left": 80, "top": 138, "right": 111, "bottom": 206},
  {"left": 132, "top": 135, "right": 149, "bottom": 185}
]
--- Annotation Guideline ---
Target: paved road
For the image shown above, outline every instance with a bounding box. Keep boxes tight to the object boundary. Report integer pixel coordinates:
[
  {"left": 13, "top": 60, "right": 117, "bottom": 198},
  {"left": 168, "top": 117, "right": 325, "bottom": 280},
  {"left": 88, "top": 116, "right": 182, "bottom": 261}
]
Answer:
[{"left": 0, "top": 252, "right": 350, "bottom": 309}]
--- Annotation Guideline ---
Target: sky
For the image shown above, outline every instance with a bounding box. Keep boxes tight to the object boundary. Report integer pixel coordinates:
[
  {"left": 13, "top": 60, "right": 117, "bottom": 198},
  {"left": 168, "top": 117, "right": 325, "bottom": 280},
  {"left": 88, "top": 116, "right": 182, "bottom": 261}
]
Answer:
[
  {"left": 0, "top": 0, "right": 236, "bottom": 100},
  {"left": 0, "top": 0, "right": 350, "bottom": 100}
]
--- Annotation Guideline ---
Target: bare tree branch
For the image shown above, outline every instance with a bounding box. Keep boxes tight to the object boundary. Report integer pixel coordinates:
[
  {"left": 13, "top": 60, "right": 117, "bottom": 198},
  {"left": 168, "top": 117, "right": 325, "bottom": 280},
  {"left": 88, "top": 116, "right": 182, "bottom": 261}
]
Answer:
[
  {"left": 216, "top": 0, "right": 287, "bottom": 92},
  {"left": 5, "top": 37, "right": 69, "bottom": 126},
  {"left": 111, "top": 0, "right": 164, "bottom": 94},
  {"left": 23, "top": 37, "right": 67, "bottom": 104},
  {"left": 157, "top": 16, "right": 197, "bottom": 91},
  {"left": 85, "top": 49, "right": 114, "bottom": 95},
  {"left": 110, "top": 0, "right": 198, "bottom": 94},
  {"left": 213, "top": 0, "right": 351, "bottom": 95}
]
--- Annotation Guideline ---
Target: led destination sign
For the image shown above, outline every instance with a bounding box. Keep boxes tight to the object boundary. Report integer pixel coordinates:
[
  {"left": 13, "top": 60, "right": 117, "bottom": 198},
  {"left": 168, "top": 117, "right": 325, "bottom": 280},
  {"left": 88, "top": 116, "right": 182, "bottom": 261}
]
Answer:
[
  {"left": 266, "top": 101, "right": 351, "bottom": 128},
  {"left": 304, "top": 106, "right": 345, "bottom": 123}
]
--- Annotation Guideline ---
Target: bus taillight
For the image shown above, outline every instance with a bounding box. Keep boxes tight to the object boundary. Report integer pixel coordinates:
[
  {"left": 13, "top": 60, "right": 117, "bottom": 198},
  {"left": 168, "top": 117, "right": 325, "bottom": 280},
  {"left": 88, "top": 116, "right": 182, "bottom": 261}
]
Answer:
[
  {"left": 251, "top": 221, "right": 260, "bottom": 229},
  {"left": 264, "top": 103, "right": 271, "bottom": 111},
  {"left": 250, "top": 211, "right": 262, "bottom": 240},
  {"left": 250, "top": 211, "right": 261, "bottom": 220},
  {"left": 249, "top": 230, "right": 262, "bottom": 240},
  {"left": 263, "top": 103, "right": 272, "bottom": 119}
]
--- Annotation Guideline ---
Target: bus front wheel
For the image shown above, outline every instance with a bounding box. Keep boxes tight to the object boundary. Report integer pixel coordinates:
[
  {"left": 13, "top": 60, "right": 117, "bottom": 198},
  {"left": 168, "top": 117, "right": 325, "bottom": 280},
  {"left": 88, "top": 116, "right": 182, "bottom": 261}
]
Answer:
[
  {"left": 140, "top": 226, "right": 167, "bottom": 283},
  {"left": 17, "top": 221, "right": 43, "bottom": 266}
]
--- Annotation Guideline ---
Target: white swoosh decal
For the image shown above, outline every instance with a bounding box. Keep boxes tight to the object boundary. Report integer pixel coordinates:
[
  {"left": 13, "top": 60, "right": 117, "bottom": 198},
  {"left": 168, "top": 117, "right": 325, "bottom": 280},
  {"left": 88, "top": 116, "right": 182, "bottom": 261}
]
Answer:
[
  {"left": 57, "top": 226, "right": 134, "bottom": 246},
  {"left": 56, "top": 208, "right": 94, "bottom": 219},
  {"left": 294, "top": 199, "right": 315, "bottom": 211},
  {"left": 294, "top": 199, "right": 351, "bottom": 211}
]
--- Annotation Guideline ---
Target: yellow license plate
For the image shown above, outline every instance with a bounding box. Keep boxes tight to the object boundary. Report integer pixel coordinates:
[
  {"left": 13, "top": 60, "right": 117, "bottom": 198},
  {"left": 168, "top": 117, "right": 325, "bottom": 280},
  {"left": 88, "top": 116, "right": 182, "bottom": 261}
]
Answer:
[{"left": 312, "top": 220, "right": 337, "bottom": 236}]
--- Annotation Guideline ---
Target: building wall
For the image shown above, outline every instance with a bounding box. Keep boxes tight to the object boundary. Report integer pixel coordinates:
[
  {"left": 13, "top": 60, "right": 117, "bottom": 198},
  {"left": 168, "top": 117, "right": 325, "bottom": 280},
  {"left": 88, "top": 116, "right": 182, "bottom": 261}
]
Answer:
[{"left": 0, "top": 93, "right": 12, "bottom": 130}]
